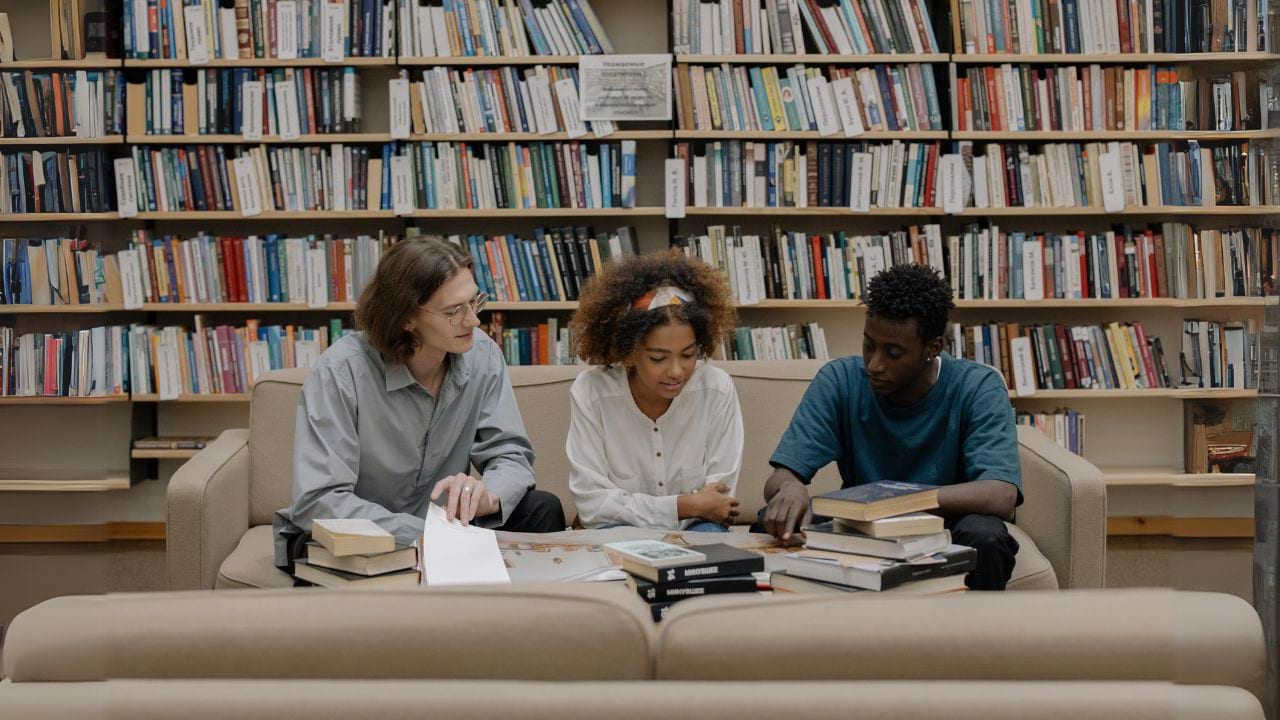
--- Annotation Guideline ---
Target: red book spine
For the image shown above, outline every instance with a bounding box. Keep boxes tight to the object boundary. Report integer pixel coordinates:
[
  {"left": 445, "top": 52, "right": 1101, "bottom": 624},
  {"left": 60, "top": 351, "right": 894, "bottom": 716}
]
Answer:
[
  {"left": 811, "top": 235, "right": 827, "bottom": 300},
  {"left": 1053, "top": 324, "right": 1077, "bottom": 388},
  {"left": 1132, "top": 321, "right": 1161, "bottom": 388},
  {"left": 1115, "top": 234, "right": 1129, "bottom": 298}
]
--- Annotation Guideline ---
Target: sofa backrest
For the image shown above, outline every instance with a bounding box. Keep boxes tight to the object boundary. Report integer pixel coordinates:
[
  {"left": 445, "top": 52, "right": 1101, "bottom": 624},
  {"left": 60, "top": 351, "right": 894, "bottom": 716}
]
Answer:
[
  {"left": 2, "top": 584, "right": 654, "bottom": 682},
  {"left": 249, "top": 369, "right": 309, "bottom": 526}
]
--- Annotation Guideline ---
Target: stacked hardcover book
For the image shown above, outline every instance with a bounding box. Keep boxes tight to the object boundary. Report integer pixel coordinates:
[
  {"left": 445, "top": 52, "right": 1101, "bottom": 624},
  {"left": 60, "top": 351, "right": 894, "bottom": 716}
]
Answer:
[
  {"left": 294, "top": 518, "right": 421, "bottom": 588},
  {"left": 607, "top": 540, "right": 764, "bottom": 621},
  {"left": 773, "top": 481, "right": 975, "bottom": 595}
]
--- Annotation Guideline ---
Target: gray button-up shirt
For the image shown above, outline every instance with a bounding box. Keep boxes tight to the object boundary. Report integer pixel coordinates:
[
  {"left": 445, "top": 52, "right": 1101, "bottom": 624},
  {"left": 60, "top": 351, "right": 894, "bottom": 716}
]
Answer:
[{"left": 273, "top": 329, "right": 535, "bottom": 565}]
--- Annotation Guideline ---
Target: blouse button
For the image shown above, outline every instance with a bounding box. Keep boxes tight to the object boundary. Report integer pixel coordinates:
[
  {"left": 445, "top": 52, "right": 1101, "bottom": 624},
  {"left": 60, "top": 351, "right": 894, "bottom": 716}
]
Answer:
[{"left": 656, "top": 452, "right": 662, "bottom": 457}]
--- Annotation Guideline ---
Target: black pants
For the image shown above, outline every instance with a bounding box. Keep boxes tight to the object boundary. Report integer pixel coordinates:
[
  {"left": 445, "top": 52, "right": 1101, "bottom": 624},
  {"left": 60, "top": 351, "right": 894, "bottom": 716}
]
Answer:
[
  {"left": 750, "top": 506, "right": 1019, "bottom": 591},
  {"left": 283, "top": 489, "right": 566, "bottom": 576}
]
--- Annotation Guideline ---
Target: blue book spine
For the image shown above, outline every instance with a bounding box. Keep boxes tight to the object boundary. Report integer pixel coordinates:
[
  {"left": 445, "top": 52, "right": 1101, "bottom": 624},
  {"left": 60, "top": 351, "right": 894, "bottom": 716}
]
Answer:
[
  {"left": 505, "top": 235, "right": 530, "bottom": 301},
  {"left": 1061, "top": 0, "right": 1080, "bottom": 53},
  {"left": 748, "top": 68, "right": 774, "bottom": 131},
  {"left": 380, "top": 144, "right": 393, "bottom": 210},
  {"left": 766, "top": 144, "right": 777, "bottom": 207},
  {"left": 562, "top": 0, "right": 603, "bottom": 53},
  {"left": 521, "top": 239, "right": 544, "bottom": 301},
  {"left": 17, "top": 243, "right": 31, "bottom": 304},
  {"left": 600, "top": 143, "right": 612, "bottom": 208},
  {"left": 265, "top": 235, "right": 281, "bottom": 302}
]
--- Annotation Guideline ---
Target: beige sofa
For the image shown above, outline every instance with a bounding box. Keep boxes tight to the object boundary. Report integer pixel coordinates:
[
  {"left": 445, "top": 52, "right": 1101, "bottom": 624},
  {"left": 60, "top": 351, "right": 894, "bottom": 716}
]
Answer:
[
  {"left": 0, "top": 585, "right": 1265, "bottom": 719},
  {"left": 168, "top": 361, "right": 1106, "bottom": 592}
]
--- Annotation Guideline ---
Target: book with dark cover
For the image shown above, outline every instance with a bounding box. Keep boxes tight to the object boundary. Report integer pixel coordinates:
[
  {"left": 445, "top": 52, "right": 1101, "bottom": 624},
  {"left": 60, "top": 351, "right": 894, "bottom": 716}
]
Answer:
[
  {"left": 627, "top": 573, "right": 758, "bottom": 602},
  {"left": 650, "top": 600, "right": 676, "bottom": 621},
  {"left": 623, "top": 543, "right": 764, "bottom": 584},
  {"left": 809, "top": 481, "right": 940, "bottom": 521},
  {"left": 785, "top": 544, "right": 977, "bottom": 591}
]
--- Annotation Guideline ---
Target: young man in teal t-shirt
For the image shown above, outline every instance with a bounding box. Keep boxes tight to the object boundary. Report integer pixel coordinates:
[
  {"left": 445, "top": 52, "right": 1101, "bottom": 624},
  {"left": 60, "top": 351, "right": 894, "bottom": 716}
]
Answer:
[{"left": 755, "top": 264, "right": 1023, "bottom": 590}]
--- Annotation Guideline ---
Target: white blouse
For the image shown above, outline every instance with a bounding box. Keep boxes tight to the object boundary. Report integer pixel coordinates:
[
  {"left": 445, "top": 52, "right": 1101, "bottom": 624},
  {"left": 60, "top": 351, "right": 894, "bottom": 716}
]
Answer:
[{"left": 566, "top": 363, "right": 744, "bottom": 529}]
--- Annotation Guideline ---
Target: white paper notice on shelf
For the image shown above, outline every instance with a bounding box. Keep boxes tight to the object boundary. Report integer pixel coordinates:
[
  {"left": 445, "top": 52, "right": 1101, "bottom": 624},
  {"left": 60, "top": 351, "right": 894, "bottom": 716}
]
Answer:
[
  {"left": 527, "top": 75, "right": 558, "bottom": 135},
  {"left": 248, "top": 341, "right": 271, "bottom": 381},
  {"left": 241, "top": 81, "right": 263, "bottom": 140},
  {"left": 389, "top": 77, "right": 411, "bottom": 139},
  {"left": 830, "top": 77, "right": 865, "bottom": 138},
  {"left": 1010, "top": 336, "right": 1037, "bottom": 397},
  {"left": 577, "top": 54, "right": 672, "bottom": 121},
  {"left": 553, "top": 78, "right": 589, "bottom": 139},
  {"left": 183, "top": 6, "right": 210, "bottom": 64},
  {"left": 422, "top": 502, "right": 510, "bottom": 586},
  {"left": 331, "top": 143, "right": 347, "bottom": 211},
  {"left": 848, "top": 152, "right": 871, "bottom": 212},
  {"left": 306, "top": 246, "right": 329, "bottom": 308},
  {"left": 275, "top": 81, "right": 301, "bottom": 139},
  {"left": 972, "top": 156, "right": 989, "bottom": 208},
  {"left": 806, "top": 76, "right": 840, "bottom": 137},
  {"left": 118, "top": 249, "right": 144, "bottom": 310},
  {"left": 157, "top": 344, "right": 181, "bottom": 400},
  {"left": 863, "top": 243, "right": 887, "bottom": 279},
  {"left": 322, "top": 1, "right": 345, "bottom": 62},
  {"left": 1022, "top": 240, "right": 1045, "bottom": 300},
  {"left": 233, "top": 156, "right": 262, "bottom": 216},
  {"left": 276, "top": 0, "right": 298, "bottom": 59},
  {"left": 113, "top": 158, "right": 138, "bottom": 218},
  {"left": 941, "top": 154, "right": 965, "bottom": 214},
  {"left": 1100, "top": 150, "right": 1125, "bottom": 212},
  {"left": 665, "top": 158, "right": 686, "bottom": 218},
  {"left": 391, "top": 155, "right": 414, "bottom": 214}
]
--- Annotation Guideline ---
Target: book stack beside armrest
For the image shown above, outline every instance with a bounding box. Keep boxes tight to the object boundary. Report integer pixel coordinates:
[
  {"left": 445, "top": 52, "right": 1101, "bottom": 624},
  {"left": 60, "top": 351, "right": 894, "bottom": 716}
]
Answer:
[
  {"left": 293, "top": 518, "right": 421, "bottom": 589},
  {"left": 605, "top": 540, "right": 764, "bottom": 621},
  {"left": 772, "top": 481, "right": 975, "bottom": 595}
]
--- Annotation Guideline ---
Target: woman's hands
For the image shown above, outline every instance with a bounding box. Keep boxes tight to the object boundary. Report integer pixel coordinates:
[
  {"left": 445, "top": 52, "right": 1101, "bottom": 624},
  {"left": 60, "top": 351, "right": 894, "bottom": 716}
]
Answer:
[
  {"left": 430, "top": 474, "right": 500, "bottom": 524},
  {"left": 678, "top": 481, "right": 740, "bottom": 527}
]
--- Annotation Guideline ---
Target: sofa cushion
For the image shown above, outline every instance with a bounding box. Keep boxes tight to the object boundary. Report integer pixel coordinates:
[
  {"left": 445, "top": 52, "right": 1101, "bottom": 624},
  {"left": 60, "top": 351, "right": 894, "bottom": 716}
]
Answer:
[
  {"left": 655, "top": 588, "right": 1266, "bottom": 700},
  {"left": 0, "top": 681, "right": 1264, "bottom": 720},
  {"left": 216, "top": 525, "right": 293, "bottom": 590},
  {"left": 248, "top": 370, "right": 308, "bottom": 527},
  {"left": 1005, "top": 522, "right": 1058, "bottom": 590},
  {"left": 2, "top": 584, "right": 653, "bottom": 682}
]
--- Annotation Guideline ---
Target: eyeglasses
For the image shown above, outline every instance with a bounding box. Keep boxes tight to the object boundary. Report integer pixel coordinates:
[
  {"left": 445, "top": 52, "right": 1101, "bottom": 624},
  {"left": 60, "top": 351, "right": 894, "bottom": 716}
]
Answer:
[{"left": 421, "top": 292, "right": 490, "bottom": 326}]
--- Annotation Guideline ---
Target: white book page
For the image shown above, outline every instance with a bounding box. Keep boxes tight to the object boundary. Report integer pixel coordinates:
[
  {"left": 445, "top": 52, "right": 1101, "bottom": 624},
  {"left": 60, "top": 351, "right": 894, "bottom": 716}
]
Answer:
[{"left": 422, "top": 503, "right": 511, "bottom": 586}]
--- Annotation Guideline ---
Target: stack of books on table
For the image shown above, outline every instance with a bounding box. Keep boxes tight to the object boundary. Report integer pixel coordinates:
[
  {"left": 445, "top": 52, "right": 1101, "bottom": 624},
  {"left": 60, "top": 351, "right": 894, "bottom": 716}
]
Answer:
[
  {"left": 773, "top": 481, "right": 976, "bottom": 596},
  {"left": 606, "top": 540, "right": 764, "bottom": 622},
  {"left": 293, "top": 518, "right": 420, "bottom": 589}
]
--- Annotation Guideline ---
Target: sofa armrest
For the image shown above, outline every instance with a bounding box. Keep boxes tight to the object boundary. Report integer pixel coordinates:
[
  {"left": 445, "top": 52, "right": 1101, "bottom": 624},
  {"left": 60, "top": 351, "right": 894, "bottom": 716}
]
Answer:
[
  {"left": 167, "top": 429, "right": 251, "bottom": 591},
  {"left": 1015, "top": 425, "right": 1107, "bottom": 589}
]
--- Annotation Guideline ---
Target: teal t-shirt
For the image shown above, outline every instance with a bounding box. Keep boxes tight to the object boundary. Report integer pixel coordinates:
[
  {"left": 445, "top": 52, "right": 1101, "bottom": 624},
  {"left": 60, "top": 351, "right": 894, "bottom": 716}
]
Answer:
[{"left": 770, "top": 353, "right": 1023, "bottom": 502}]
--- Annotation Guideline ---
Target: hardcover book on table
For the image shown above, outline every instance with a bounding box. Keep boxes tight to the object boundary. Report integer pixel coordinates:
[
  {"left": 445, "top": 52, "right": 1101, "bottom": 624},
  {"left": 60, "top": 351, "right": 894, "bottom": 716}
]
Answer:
[
  {"left": 783, "top": 544, "right": 976, "bottom": 591},
  {"left": 809, "top": 481, "right": 940, "bottom": 521}
]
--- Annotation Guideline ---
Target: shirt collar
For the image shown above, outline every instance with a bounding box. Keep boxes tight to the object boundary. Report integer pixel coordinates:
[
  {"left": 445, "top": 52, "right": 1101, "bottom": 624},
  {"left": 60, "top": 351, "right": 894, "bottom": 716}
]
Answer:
[{"left": 384, "top": 346, "right": 472, "bottom": 393}]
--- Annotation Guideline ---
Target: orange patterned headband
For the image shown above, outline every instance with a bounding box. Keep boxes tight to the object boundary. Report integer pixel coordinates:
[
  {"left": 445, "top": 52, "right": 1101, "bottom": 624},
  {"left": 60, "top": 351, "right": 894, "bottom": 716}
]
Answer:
[{"left": 632, "top": 286, "right": 693, "bottom": 311}]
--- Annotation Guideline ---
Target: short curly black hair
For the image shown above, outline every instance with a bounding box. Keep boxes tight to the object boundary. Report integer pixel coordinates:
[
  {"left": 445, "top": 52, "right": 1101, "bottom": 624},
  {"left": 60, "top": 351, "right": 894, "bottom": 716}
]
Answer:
[
  {"left": 863, "top": 264, "right": 955, "bottom": 342},
  {"left": 570, "top": 250, "right": 737, "bottom": 367}
]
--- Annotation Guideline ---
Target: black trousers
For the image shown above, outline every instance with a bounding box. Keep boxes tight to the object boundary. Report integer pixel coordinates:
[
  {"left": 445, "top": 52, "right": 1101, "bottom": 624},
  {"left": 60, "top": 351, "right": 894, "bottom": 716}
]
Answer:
[
  {"left": 282, "top": 489, "right": 566, "bottom": 576},
  {"left": 750, "top": 507, "right": 1019, "bottom": 591}
]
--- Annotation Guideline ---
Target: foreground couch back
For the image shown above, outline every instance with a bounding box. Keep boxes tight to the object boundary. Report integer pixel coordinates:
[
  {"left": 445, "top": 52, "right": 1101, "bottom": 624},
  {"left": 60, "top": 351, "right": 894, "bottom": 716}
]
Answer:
[{"left": 0, "top": 587, "right": 1266, "bottom": 720}]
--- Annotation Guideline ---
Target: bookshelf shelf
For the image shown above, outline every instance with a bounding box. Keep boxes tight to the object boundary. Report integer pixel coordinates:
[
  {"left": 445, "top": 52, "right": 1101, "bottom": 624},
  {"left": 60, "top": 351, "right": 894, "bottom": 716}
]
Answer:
[
  {"left": 0, "top": 213, "right": 126, "bottom": 222},
  {"left": 0, "top": 395, "right": 129, "bottom": 405},
  {"left": 131, "top": 449, "right": 200, "bottom": 460},
  {"left": 407, "top": 208, "right": 668, "bottom": 217},
  {"left": 129, "top": 133, "right": 395, "bottom": 144},
  {"left": 0, "top": 304, "right": 119, "bottom": 314},
  {"left": 131, "top": 394, "right": 252, "bottom": 403},
  {"left": 956, "top": 206, "right": 1280, "bottom": 217},
  {"left": 140, "top": 302, "right": 357, "bottom": 312},
  {"left": 685, "top": 207, "right": 942, "bottom": 216},
  {"left": 1103, "top": 468, "right": 1256, "bottom": 487},
  {"left": 0, "top": 478, "right": 132, "bottom": 492},
  {"left": 0, "top": 136, "right": 126, "bottom": 146},
  {"left": 952, "top": 52, "right": 1280, "bottom": 64},
  {"left": 122, "top": 57, "right": 397, "bottom": 68},
  {"left": 0, "top": 522, "right": 166, "bottom": 542},
  {"left": 397, "top": 55, "right": 583, "bottom": 66},
  {"left": 135, "top": 210, "right": 398, "bottom": 220},
  {"left": 1, "top": 58, "right": 123, "bottom": 69},
  {"left": 674, "top": 53, "right": 949, "bottom": 64},
  {"left": 1010, "top": 389, "right": 1258, "bottom": 400},
  {"left": 408, "top": 131, "right": 672, "bottom": 141},
  {"left": 953, "top": 130, "right": 1280, "bottom": 141},
  {"left": 675, "top": 130, "right": 949, "bottom": 140}
]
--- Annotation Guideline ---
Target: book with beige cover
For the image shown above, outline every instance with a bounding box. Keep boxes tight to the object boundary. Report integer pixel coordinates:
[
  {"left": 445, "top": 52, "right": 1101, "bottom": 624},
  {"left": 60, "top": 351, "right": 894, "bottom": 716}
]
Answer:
[{"left": 311, "top": 518, "right": 395, "bottom": 557}]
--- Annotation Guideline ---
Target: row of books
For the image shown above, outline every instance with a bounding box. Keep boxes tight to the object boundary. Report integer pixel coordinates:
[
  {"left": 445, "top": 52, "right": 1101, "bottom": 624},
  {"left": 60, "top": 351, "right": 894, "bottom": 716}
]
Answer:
[
  {"left": 966, "top": 140, "right": 1269, "bottom": 210},
  {"left": 460, "top": 226, "right": 638, "bottom": 302},
  {"left": 671, "top": 0, "right": 941, "bottom": 55},
  {"left": 955, "top": 0, "right": 1272, "bottom": 56},
  {"left": 406, "top": 66, "right": 613, "bottom": 136},
  {"left": 673, "top": 140, "right": 940, "bottom": 209},
  {"left": 671, "top": 224, "right": 947, "bottom": 302},
  {"left": 609, "top": 539, "right": 763, "bottom": 620},
  {"left": 945, "top": 224, "right": 1278, "bottom": 301},
  {"left": 0, "top": 326, "right": 128, "bottom": 398},
  {"left": 123, "top": 0, "right": 394, "bottom": 60},
  {"left": 127, "top": 68, "right": 362, "bottom": 137},
  {"left": 293, "top": 519, "right": 419, "bottom": 588},
  {"left": 955, "top": 66, "right": 1264, "bottom": 133},
  {"left": 674, "top": 63, "right": 944, "bottom": 133},
  {"left": 128, "top": 317, "right": 349, "bottom": 398},
  {"left": 1017, "top": 409, "right": 1086, "bottom": 455},
  {"left": 396, "top": 0, "right": 614, "bottom": 57},
  {"left": 1, "top": 149, "right": 116, "bottom": 214},
  {"left": 948, "top": 320, "right": 1174, "bottom": 392},
  {"left": 125, "top": 143, "right": 392, "bottom": 213},
  {"left": 398, "top": 140, "right": 638, "bottom": 210},
  {"left": 0, "top": 237, "right": 122, "bottom": 307},
  {"left": 1181, "top": 319, "right": 1258, "bottom": 389},
  {"left": 483, "top": 313, "right": 575, "bottom": 365},
  {"left": 721, "top": 322, "right": 831, "bottom": 360},
  {"left": 1, "top": 71, "right": 123, "bottom": 139}
]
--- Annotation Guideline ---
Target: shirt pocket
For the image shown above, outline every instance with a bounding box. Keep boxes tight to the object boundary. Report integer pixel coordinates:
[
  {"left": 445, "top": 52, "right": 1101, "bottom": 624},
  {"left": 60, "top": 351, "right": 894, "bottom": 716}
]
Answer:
[{"left": 675, "top": 467, "right": 710, "bottom": 495}]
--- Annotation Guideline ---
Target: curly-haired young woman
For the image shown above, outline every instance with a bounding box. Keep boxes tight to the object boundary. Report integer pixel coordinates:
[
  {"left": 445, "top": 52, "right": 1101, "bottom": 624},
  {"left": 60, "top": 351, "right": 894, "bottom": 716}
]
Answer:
[{"left": 565, "top": 251, "right": 744, "bottom": 532}]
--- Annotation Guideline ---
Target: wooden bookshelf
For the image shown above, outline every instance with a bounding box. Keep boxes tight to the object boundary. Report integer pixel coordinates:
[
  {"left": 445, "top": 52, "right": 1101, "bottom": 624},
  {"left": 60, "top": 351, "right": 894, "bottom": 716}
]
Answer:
[
  {"left": 1010, "top": 388, "right": 1258, "bottom": 400},
  {"left": 123, "top": 57, "right": 397, "bottom": 68},
  {"left": 0, "top": 522, "right": 166, "bottom": 542},
  {"left": 1103, "top": 468, "right": 1256, "bottom": 487},
  {"left": 129, "top": 133, "right": 395, "bottom": 144},
  {"left": 406, "top": 208, "right": 668, "bottom": 217},
  {"left": 685, "top": 206, "right": 943, "bottom": 216},
  {"left": 0, "top": 304, "right": 122, "bottom": 314},
  {"left": 131, "top": 448, "right": 200, "bottom": 460},
  {"left": 956, "top": 206, "right": 1280, "bottom": 217},
  {"left": 1106, "top": 516, "right": 1253, "bottom": 538},
  {"left": 407, "top": 131, "right": 673, "bottom": 141},
  {"left": 1, "top": 58, "right": 123, "bottom": 69},
  {"left": 131, "top": 394, "right": 252, "bottom": 403},
  {"left": 953, "top": 130, "right": 1280, "bottom": 142},
  {"left": 674, "top": 53, "right": 949, "bottom": 64},
  {"left": 139, "top": 302, "right": 357, "bottom": 312},
  {"left": 0, "top": 136, "right": 126, "bottom": 146},
  {"left": 0, "top": 395, "right": 129, "bottom": 405},
  {"left": 952, "top": 52, "right": 1280, "bottom": 64},
  {"left": 0, "top": 212, "right": 126, "bottom": 222},
  {"left": 0, "top": 478, "right": 131, "bottom": 492},
  {"left": 675, "top": 130, "right": 949, "bottom": 140},
  {"left": 135, "top": 210, "right": 398, "bottom": 220},
  {"left": 398, "top": 55, "right": 582, "bottom": 66}
]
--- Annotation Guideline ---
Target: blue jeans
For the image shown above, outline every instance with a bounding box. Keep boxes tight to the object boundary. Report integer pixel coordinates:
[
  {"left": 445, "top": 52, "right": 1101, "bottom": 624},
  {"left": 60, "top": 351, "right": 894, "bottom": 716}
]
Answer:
[{"left": 684, "top": 520, "right": 730, "bottom": 533}]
